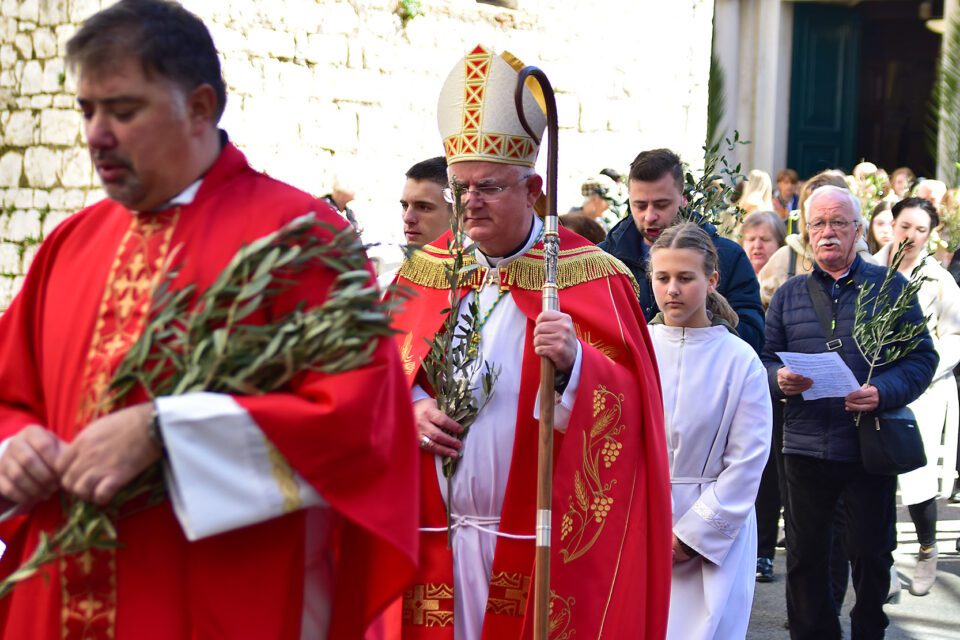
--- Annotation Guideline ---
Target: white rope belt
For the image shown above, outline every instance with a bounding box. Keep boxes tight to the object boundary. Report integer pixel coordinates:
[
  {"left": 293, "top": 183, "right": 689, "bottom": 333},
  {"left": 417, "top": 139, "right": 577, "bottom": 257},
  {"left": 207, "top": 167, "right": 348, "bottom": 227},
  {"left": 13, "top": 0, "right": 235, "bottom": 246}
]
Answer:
[
  {"left": 671, "top": 476, "right": 718, "bottom": 485},
  {"left": 420, "top": 515, "right": 535, "bottom": 540}
]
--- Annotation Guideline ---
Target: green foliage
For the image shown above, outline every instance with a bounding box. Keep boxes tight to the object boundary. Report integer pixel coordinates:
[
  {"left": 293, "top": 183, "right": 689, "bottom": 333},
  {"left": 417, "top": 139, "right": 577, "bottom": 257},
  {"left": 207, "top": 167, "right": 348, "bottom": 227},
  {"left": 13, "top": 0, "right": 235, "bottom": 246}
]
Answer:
[
  {"left": 706, "top": 51, "right": 726, "bottom": 150},
  {"left": 678, "top": 131, "right": 750, "bottom": 236},
  {"left": 928, "top": 13, "right": 960, "bottom": 186},
  {"left": 421, "top": 183, "right": 499, "bottom": 480},
  {"left": 852, "top": 171, "right": 889, "bottom": 218},
  {"left": 396, "top": 0, "right": 423, "bottom": 27},
  {"left": 853, "top": 239, "right": 930, "bottom": 424},
  {"left": 0, "top": 214, "right": 396, "bottom": 598},
  {"left": 419, "top": 183, "right": 499, "bottom": 543}
]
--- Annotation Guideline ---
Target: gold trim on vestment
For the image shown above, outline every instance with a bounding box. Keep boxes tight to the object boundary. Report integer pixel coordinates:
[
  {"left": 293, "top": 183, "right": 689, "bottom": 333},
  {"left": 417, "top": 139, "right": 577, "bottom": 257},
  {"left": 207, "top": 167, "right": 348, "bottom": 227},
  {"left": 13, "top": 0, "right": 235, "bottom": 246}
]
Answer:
[
  {"left": 64, "top": 209, "right": 179, "bottom": 640},
  {"left": 485, "top": 571, "right": 530, "bottom": 617},
  {"left": 403, "top": 582, "right": 455, "bottom": 627},
  {"left": 397, "top": 244, "right": 640, "bottom": 297},
  {"left": 265, "top": 441, "right": 302, "bottom": 513}
]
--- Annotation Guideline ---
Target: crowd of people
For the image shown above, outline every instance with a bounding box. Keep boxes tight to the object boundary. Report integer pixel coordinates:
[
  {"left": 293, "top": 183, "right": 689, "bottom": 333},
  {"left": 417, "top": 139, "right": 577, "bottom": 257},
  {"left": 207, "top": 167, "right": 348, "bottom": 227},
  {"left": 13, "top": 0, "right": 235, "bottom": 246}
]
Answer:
[
  {"left": 0, "top": 2, "right": 956, "bottom": 640},
  {"left": 557, "top": 155, "right": 959, "bottom": 639}
]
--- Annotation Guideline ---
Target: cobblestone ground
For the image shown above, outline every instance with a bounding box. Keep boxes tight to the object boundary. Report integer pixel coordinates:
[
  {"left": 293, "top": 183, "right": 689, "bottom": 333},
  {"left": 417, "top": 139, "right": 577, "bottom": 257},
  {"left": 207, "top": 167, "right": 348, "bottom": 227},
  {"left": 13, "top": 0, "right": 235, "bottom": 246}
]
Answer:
[{"left": 748, "top": 498, "right": 960, "bottom": 640}]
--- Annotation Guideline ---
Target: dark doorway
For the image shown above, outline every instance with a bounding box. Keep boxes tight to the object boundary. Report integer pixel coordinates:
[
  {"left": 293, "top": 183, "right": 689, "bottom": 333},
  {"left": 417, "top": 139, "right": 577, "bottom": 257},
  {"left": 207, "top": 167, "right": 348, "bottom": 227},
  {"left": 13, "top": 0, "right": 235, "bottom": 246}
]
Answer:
[
  {"left": 855, "top": 1, "right": 940, "bottom": 177},
  {"left": 788, "top": 1, "right": 942, "bottom": 178},
  {"left": 788, "top": 4, "right": 861, "bottom": 178}
]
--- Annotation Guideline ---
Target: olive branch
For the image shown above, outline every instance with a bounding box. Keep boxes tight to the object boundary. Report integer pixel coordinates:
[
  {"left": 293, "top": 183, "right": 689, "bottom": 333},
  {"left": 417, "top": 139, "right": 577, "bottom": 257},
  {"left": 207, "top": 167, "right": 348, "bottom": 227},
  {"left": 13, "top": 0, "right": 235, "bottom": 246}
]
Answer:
[
  {"left": 852, "top": 239, "right": 930, "bottom": 426},
  {"left": 678, "top": 130, "right": 750, "bottom": 236},
  {"left": 420, "top": 184, "right": 499, "bottom": 543},
  {"left": 0, "top": 213, "right": 396, "bottom": 598}
]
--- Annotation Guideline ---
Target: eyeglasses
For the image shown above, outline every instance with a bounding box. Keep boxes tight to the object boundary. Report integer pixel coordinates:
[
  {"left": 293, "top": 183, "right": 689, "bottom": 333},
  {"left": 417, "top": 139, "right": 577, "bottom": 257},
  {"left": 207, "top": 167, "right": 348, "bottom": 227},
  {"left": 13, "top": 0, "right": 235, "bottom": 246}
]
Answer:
[
  {"left": 807, "top": 219, "right": 857, "bottom": 232},
  {"left": 442, "top": 175, "right": 532, "bottom": 204}
]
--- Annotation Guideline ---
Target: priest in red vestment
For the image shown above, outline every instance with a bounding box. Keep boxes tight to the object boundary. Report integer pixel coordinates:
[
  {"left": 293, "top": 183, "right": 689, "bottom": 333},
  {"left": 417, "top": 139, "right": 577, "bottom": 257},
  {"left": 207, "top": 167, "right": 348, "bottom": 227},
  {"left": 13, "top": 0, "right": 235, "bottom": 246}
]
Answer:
[
  {"left": 388, "top": 44, "right": 671, "bottom": 639},
  {"left": 0, "top": 2, "right": 417, "bottom": 638}
]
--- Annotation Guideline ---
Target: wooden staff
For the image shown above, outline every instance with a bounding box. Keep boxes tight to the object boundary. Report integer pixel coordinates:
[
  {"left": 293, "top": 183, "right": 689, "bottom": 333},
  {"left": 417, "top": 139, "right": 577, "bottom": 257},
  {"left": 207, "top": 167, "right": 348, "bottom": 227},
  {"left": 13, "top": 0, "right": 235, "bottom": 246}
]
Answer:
[{"left": 515, "top": 65, "right": 558, "bottom": 640}]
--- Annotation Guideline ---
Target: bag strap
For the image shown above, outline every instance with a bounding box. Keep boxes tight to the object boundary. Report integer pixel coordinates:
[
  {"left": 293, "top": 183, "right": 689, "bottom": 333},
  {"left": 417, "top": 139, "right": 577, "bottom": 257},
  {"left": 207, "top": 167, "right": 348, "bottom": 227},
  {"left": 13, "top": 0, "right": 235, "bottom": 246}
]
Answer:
[
  {"left": 788, "top": 247, "right": 797, "bottom": 277},
  {"left": 805, "top": 274, "right": 843, "bottom": 351}
]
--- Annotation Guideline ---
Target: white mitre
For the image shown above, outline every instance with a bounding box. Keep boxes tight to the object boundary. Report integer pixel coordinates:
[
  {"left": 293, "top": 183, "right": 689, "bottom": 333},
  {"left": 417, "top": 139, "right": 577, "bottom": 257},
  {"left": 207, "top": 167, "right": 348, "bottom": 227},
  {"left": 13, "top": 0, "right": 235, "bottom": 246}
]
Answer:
[{"left": 437, "top": 44, "right": 547, "bottom": 168}]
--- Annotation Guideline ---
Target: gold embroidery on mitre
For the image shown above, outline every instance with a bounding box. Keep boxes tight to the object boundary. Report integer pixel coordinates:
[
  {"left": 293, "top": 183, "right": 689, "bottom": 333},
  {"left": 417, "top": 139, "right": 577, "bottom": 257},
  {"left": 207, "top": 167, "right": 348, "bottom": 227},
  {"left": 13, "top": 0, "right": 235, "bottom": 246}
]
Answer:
[
  {"left": 548, "top": 592, "right": 576, "bottom": 640},
  {"left": 403, "top": 582, "right": 455, "bottom": 627},
  {"left": 398, "top": 244, "right": 637, "bottom": 294},
  {"left": 485, "top": 571, "right": 530, "bottom": 617},
  {"left": 560, "top": 385, "right": 625, "bottom": 564},
  {"left": 265, "top": 441, "right": 301, "bottom": 513},
  {"left": 399, "top": 331, "right": 417, "bottom": 376},
  {"left": 438, "top": 44, "right": 544, "bottom": 167}
]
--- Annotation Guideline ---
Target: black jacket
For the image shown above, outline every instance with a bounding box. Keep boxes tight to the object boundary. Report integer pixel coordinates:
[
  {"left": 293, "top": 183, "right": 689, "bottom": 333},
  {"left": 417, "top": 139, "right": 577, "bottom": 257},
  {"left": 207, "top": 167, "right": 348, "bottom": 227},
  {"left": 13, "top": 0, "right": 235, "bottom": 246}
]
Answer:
[
  {"left": 761, "top": 256, "right": 938, "bottom": 462},
  {"left": 599, "top": 216, "right": 765, "bottom": 353}
]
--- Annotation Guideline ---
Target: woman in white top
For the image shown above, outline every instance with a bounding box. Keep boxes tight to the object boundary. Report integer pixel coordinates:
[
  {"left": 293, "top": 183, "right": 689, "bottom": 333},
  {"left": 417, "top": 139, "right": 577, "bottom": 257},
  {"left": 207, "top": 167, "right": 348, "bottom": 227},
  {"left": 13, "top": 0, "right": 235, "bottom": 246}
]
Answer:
[
  {"left": 874, "top": 196, "right": 960, "bottom": 596},
  {"left": 648, "top": 223, "right": 772, "bottom": 639}
]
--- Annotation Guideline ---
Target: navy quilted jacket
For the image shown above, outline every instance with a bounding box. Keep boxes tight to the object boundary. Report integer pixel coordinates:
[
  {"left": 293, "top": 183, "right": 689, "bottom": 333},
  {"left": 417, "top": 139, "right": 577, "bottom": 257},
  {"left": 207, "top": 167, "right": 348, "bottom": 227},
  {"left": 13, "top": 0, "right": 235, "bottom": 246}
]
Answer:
[{"left": 761, "top": 255, "right": 938, "bottom": 462}]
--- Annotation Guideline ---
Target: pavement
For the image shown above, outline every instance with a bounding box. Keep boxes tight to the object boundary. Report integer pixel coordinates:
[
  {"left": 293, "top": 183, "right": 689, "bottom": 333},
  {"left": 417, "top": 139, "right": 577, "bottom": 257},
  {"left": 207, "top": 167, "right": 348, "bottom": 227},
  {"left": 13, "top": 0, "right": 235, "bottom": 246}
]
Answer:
[{"left": 747, "top": 497, "right": 960, "bottom": 639}]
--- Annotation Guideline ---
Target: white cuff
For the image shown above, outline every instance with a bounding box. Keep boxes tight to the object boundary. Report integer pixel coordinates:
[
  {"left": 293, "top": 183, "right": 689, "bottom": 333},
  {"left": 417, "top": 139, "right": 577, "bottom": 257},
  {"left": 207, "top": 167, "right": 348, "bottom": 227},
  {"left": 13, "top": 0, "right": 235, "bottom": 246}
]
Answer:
[
  {"left": 534, "top": 341, "right": 583, "bottom": 433},
  {"left": 157, "top": 392, "right": 327, "bottom": 541},
  {"left": 411, "top": 384, "right": 431, "bottom": 403}
]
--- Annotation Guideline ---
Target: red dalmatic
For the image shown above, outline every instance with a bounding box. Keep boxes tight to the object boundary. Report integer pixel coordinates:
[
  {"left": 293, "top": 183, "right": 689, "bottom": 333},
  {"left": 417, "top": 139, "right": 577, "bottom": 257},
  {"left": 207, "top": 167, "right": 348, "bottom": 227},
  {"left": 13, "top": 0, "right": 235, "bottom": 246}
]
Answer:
[
  {"left": 0, "top": 143, "right": 419, "bottom": 639},
  {"left": 388, "top": 228, "right": 672, "bottom": 639}
]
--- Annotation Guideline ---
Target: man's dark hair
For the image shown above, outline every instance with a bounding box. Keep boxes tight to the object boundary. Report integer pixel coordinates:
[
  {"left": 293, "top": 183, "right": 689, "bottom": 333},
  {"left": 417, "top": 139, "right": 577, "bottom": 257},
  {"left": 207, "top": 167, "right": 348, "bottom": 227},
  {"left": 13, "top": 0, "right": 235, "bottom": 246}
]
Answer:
[
  {"left": 629, "top": 148, "right": 683, "bottom": 191},
  {"left": 892, "top": 196, "right": 940, "bottom": 230},
  {"left": 405, "top": 156, "right": 448, "bottom": 187},
  {"left": 66, "top": 0, "right": 227, "bottom": 122}
]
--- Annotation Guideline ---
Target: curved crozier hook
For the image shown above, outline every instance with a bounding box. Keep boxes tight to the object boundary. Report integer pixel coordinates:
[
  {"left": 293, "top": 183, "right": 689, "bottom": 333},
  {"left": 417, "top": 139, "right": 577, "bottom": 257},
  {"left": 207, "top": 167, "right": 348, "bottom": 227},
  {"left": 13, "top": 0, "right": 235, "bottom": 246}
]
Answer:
[{"left": 513, "top": 65, "right": 559, "bottom": 223}]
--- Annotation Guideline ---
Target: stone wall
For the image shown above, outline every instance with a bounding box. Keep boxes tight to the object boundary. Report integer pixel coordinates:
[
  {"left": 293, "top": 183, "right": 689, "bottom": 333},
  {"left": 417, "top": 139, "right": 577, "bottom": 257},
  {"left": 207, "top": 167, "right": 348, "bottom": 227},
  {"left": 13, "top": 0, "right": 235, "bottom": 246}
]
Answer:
[{"left": 0, "top": 0, "right": 715, "bottom": 309}]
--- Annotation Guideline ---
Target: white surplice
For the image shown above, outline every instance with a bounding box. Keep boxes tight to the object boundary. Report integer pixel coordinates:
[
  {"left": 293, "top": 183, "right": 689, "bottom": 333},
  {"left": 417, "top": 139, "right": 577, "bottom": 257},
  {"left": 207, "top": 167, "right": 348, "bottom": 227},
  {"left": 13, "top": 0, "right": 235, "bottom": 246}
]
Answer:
[
  {"left": 650, "top": 323, "right": 771, "bottom": 640},
  {"left": 414, "top": 216, "right": 582, "bottom": 640}
]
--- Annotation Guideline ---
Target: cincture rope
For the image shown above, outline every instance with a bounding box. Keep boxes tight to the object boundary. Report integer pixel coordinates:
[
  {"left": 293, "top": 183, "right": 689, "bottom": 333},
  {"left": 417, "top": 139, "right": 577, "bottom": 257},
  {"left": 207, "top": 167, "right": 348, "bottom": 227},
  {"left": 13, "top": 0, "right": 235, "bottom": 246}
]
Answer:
[{"left": 420, "top": 515, "right": 535, "bottom": 540}]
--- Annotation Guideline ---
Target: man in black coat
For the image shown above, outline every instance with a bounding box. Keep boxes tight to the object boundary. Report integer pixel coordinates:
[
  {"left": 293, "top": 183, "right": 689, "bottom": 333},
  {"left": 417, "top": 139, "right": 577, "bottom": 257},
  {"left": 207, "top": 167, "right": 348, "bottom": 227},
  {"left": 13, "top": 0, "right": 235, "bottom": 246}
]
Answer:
[
  {"left": 598, "top": 148, "right": 765, "bottom": 352},
  {"left": 762, "top": 185, "right": 937, "bottom": 640}
]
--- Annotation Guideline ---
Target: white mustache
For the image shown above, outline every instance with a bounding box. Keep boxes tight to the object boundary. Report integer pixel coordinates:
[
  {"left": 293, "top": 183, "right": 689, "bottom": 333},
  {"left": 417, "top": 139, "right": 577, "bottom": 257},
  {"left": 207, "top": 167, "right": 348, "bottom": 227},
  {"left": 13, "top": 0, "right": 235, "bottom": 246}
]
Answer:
[{"left": 817, "top": 238, "right": 842, "bottom": 247}]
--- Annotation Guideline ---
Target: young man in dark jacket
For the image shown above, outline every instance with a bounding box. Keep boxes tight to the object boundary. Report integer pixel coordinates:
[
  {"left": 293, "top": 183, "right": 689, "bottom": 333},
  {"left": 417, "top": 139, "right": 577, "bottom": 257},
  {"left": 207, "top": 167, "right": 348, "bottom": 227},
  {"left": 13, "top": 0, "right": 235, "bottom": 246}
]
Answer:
[
  {"left": 598, "top": 148, "right": 765, "bottom": 353},
  {"left": 762, "top": 185, "right": 937, "bottom": 640}
]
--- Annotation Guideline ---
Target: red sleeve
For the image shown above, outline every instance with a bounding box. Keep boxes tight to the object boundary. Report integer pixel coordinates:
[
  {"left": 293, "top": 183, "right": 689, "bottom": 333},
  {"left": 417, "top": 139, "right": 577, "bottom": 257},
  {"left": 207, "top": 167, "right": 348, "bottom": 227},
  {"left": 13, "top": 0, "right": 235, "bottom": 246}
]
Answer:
[{"left": 231, "top": 214, "right": 419, "bottom": 639}]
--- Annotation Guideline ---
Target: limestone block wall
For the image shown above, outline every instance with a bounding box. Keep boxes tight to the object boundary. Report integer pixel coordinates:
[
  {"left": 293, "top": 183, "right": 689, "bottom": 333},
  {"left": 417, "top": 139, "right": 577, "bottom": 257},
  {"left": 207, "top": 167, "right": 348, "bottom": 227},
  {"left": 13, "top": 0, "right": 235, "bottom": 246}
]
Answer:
[{"left": 0, "top": 0, "right": 715, "bottom": 309}]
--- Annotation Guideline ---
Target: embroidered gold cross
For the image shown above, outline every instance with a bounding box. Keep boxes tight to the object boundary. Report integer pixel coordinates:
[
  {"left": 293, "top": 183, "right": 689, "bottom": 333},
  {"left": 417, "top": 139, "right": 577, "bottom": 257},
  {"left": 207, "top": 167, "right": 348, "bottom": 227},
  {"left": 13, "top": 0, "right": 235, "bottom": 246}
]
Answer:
[{"left": 404, "top": 584, "right": 440, "bottom": 625}]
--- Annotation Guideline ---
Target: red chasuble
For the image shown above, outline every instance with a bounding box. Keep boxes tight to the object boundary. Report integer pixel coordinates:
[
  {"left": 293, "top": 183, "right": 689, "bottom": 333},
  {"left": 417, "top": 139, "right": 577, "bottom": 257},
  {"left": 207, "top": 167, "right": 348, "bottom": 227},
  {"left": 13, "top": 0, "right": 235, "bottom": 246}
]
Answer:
[
  {"left": 0, "top": 143, "right": 418, "bottom": 639},
  {"left": 390, "top": 227, "right": 671, "bottom": 639}
]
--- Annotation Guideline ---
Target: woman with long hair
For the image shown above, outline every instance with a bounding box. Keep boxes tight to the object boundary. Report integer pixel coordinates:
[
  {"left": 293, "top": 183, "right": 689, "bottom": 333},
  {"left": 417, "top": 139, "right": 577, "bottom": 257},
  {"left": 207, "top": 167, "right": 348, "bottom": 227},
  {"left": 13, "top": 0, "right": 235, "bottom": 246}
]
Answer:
[
  {"left": 866, "top": 201, "right": 894, "bottom": 255},
  {"left": 649, "top": 223, "right": 771, "bottom": 639}
]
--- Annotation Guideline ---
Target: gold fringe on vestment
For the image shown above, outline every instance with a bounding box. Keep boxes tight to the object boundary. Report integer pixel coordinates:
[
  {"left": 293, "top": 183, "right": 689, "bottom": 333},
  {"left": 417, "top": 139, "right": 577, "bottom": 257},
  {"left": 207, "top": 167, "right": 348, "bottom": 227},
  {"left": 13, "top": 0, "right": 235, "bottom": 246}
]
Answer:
[{"left": 398, "top": 244, "right": 641, "bottom": 298}]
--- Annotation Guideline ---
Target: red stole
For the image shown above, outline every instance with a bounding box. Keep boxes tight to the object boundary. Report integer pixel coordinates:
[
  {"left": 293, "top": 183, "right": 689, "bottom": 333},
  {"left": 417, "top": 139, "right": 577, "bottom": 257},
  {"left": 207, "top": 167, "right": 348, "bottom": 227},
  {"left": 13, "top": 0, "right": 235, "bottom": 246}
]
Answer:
[
  {"left": 390, "top": 228, "right": 671, "bottom": 639},
  {"left": 0, "top": 143, "right": 418, "bottom": 639}
]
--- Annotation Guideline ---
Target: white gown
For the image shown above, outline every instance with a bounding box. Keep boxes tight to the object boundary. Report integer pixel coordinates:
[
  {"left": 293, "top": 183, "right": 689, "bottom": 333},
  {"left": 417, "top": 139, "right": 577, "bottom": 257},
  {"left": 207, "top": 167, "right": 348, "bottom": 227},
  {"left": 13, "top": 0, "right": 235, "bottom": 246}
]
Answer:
[
  {"left": 414, "top": 217, "right": 583, "bottom": 640},
  {"left": 650, "top": 323, "right": 771, "bottom": 640}
]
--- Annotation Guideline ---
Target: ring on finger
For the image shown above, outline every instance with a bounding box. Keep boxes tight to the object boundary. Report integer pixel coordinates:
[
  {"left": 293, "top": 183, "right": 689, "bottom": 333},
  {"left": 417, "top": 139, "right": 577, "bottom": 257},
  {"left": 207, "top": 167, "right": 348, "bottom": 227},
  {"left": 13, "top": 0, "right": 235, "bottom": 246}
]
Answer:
[{"left": 420, "top": 434, "right": 431, "bottom": 448}]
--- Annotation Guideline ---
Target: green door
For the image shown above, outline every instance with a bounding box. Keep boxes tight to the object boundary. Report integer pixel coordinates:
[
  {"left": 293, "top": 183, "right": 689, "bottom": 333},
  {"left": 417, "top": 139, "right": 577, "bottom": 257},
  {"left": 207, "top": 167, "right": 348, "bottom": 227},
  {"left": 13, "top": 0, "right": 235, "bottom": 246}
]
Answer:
[{"left": 787, "top": 4, "right": 861, "bottom": 177}]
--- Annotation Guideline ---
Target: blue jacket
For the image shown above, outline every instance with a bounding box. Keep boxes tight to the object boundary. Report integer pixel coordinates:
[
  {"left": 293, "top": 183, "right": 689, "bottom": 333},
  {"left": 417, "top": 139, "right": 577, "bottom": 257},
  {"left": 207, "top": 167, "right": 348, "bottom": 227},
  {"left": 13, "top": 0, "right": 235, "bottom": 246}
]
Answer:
[
  {"left": 761, "top": 256, "right": 938, "bottom": 462},
  {"left": 598, "top": 216, "right": 765, "bottom": 353}
]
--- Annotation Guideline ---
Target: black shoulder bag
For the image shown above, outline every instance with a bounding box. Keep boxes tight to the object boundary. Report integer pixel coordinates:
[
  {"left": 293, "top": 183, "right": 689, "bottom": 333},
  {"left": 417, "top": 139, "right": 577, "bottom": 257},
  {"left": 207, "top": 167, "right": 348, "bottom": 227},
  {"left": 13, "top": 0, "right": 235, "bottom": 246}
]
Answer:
[{"left": 805, "top": 275, "right": 925, "bottom": 475}]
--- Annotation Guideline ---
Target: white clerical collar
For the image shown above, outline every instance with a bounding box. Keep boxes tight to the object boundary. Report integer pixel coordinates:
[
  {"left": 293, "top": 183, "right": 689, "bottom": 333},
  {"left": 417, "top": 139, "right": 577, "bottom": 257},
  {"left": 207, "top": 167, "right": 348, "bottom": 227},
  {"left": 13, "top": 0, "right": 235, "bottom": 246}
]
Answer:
[
  {"left": 165, "top": 179, "right": 203, "bottom": 207},
  {"left": 475, "top": 215, "right": 543, "bottom": 268},
  {"left": 146, "top": 179, "right": 203, "bottom": 213}
]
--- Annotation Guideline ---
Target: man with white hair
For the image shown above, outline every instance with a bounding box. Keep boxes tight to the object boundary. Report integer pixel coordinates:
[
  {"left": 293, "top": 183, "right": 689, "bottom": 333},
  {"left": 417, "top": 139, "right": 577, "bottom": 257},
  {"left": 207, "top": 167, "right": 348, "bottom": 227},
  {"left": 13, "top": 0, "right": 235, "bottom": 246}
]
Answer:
[{"left": 761, "top": 185, "right": 937, "bottom": 639}]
